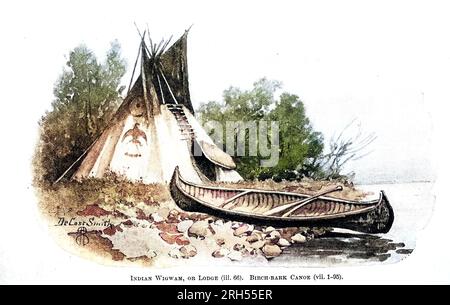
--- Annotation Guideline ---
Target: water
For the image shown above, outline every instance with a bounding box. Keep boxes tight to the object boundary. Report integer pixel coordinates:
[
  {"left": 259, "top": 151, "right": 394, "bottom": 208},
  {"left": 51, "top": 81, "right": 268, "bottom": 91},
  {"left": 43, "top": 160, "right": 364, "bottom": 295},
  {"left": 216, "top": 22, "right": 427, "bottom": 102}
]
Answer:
[{"left": 272, "top": 182, "right": 434, "bottom": 266}]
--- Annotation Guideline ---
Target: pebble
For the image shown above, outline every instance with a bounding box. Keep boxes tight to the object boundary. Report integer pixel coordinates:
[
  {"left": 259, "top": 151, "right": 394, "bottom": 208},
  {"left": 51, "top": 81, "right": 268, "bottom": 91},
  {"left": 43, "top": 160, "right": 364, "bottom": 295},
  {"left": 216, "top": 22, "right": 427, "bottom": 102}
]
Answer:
[
  {"left": 277, "top": 238, "right": 291, "bottom": 247},
  {"left": 233, "top": 243, "right": 245, "bottom": 251},
  {"left": 177, "top": 220, "right": 194, "bottom": 233},
  {"left": 233, "top": 224, "right": 253, "bottom": 236},
  {"left": 227, "top": 251, "right": 243, "bottom": 261},
  {"left": 246, "top": 234, "right": 260, "bottom": 243},
  {"left": 266, "top": 230, "right": 281, "bottom": 242},
  {"left": 175, "top": 235, "right": 190, "bottom": 246},
  {"left": 151, "top": 213, "right": 164, "bottom": 222},
  {"left": 311, "top": 227, "right": 328, "bottom": 236},
  {"left": 158, "top": 208, "right": 171, "bottom": 219},
  {"left": 262, "top": 244, "right": 282, "bottom": 258},
  {"left": 180, "top": 245, "right": 197, "bottom": 258},
  {"left": 159, "top": 232, "right": 178, "bottom": 244},
  {"left": 216, "top": 238, "right": 225, "bottom": 246},
  {"left": 188, "top": 220, "right": 210, "bottom": 238},
  {"left": 263, "top": 226, "right": 276, "bottom": 233},
  {"left": 214, "top": 219, "right": 224, "bottom": 226},
  {"left": 249, "top": 240, "right": 266, "bottom": 249},
  {"left": 168, "top": 209, "right": 179, "bottom": 218},
  {"left": 291, "top": 233, "right": 307, "bottom": 243}
]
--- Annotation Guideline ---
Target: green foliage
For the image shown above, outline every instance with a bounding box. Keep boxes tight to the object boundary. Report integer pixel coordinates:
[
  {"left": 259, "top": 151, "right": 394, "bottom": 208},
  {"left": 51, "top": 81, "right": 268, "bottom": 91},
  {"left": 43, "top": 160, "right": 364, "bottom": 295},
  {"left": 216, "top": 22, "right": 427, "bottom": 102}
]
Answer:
[
  {"left": 36, "top": 41, "right": 126, "bottom": 183},
  {"left": 268, "top": 93, "right": 324, "bottom": 180},
  {"left": 197, "top": 78, "right": 325, "bottom": 181}
]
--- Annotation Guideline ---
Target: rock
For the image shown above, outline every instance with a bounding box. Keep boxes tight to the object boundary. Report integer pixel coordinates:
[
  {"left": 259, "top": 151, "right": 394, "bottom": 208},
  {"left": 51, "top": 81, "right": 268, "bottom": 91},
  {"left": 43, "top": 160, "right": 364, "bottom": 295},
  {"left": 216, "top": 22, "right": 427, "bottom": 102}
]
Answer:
[
  {"left": 77, "top": 204, "right": 111, "bottom": 217},
  {"left": 180, "top": 245, "right": 197, "bottom": 258},
  {"left": 159, "top": 232, "right": 178, "bottom": 244},
  {"left": 177, "top": 220, "right": 194, "bottom": 233},
  {"left": 188, "top": 220, "right": 210, "bottom": 238},
  {"left": 233, "top": 243, "right": 245, "bottom": 251},
  {"left": 249, "top": 248, "right": 260, "bottom": 256},
  {"left": 249, "top": 240, "right": 266, "bottom": 249},
  {"left": 167, "top": 210, "right": 180, "bottom": 223},
  {"left": 212, "top": 248, "right": 230, "bottom": 258},
  {"left": 135, "top": 208, "right": 148, "bottom": 220},
  {"left": 214, "top": 219, "right": 224, "bottom": 226},
  {"left": 266, "top": 230, "right": 281, "bottom": 242},
  {"left": 311, "top": 227, "right": 329, "bottom": 236},
  {"left": 227, "top": 251, "right": 243, "bottom": 261},
  {"left": 277, "top": 238, "right": 291, "bottom": 247},
  {"left": 188, "top": 213, "right": 210, "bottom": 221},
  {"left": 262, "top": 244, "right": 282, "bottom": 258},
  {"left": 246, "top": 234, "right": 260, "bottom": 243},
  {"left": 175, "top": 235, "right": 190, "bottom": 246},
  {"left": 168, "top": 209, "right": 179, "bottom": 217},
  {"left": 178, "top": 211, "right": 190, "bottom": 220},
  {"left": 263, "top": 226, "right": 276, "bottom": 233},
  {"left": 279, "top": 227, "right": 300, "bottom": 240},
  {"left": 241, "top": 249, "right": 251, "bottom": 257},
  {"left": 158, "top": 208, "right": 171, "bottom": 219},
  {"left": 103, "top": 225, "right": 123, "bottom": 236},
  {"left": 151, "top": 213, "right": 164, "bottom": 222},
  {"left": 156, "top": 222, "right": 179, "bottom": 234},
  {"left": 216, "top": 238, "right": 226, "bottom": 246},
  {"left": 168, "top": 248, "right": 182, "bottom": 259},
  {"left": 233, "top": 224, "right": 253, "bottom": 236},
  {"left": 291, "top": 233, "right": 307, "bottom": 243}
]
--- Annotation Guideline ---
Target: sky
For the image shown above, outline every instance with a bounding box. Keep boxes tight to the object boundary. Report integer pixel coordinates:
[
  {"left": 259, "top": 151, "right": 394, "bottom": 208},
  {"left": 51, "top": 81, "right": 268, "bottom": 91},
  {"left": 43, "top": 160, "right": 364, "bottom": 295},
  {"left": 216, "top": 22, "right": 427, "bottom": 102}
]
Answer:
[{"left": 1, "top": 0, "right": 448, "bottom": 184}]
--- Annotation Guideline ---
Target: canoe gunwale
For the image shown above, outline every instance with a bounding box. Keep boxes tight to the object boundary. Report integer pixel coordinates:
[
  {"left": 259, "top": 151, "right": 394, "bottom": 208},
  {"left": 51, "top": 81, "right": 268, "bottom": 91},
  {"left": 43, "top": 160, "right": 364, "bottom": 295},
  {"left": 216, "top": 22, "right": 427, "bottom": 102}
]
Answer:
[{"left": 176, "top": 167, "right": 379, "bottom": 206}]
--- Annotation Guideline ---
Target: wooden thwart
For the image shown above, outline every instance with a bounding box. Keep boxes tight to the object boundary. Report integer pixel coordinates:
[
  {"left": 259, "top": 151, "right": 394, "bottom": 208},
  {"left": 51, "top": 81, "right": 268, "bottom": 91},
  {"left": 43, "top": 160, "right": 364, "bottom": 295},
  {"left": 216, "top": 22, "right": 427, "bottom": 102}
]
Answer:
[{"left": 262, "top": 186, "right": 343, "bottom": 217}]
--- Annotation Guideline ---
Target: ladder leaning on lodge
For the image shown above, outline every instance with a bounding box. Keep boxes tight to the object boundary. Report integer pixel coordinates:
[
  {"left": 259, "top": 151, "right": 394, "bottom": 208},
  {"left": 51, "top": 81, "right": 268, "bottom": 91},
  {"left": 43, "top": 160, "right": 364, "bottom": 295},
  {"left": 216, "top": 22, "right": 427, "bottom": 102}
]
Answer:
[{"left": 167, "top": 104, "right": 196, "bottom": 141}]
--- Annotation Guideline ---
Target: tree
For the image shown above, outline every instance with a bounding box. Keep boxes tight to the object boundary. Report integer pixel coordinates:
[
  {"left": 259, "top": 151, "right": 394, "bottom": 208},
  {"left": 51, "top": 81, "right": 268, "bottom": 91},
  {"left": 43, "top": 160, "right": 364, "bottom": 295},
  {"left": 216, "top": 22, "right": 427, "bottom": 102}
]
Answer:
[
  {"left": 268, "top": 93, "right": 324, "bottom": 180},
  {"left": 36, "top": 41, "right": 126, "bottom": 183},
  {"left": 197, "top": 78, "right": 325, "bottom": 181},
  {"left": 311, "top": 120, "right": 376, "bottom": 180}
]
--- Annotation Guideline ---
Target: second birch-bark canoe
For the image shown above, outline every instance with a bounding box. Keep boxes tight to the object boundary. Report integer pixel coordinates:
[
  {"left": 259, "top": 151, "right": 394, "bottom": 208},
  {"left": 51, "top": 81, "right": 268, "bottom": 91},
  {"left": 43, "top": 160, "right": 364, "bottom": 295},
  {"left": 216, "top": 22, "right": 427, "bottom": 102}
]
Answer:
[{"left": 170, "top": 167, "right": 394, "bottom": 234}]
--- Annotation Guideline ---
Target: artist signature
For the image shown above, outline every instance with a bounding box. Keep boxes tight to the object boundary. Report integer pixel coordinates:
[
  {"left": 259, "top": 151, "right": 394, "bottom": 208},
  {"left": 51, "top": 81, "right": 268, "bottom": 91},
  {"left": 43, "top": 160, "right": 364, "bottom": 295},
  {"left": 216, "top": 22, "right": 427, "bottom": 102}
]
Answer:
[{"left": 55, "top": 217, "right": 111, "bottom": 227}]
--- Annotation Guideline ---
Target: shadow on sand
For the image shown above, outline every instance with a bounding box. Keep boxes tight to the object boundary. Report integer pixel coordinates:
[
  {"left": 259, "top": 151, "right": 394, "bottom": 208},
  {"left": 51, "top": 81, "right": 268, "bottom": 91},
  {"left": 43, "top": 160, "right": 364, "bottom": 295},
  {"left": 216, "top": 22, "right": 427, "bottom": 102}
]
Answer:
[{"left": 281, "top": 232, "right": 413, "bottom": 263}]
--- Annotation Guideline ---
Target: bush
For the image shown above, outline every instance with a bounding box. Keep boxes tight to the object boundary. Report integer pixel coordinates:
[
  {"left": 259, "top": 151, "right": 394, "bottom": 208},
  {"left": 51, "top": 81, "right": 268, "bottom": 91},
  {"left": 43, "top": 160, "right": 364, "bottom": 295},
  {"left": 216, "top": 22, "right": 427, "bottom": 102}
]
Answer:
[{"left": 34, "top": 41, "right": 126, "bottom": 183}]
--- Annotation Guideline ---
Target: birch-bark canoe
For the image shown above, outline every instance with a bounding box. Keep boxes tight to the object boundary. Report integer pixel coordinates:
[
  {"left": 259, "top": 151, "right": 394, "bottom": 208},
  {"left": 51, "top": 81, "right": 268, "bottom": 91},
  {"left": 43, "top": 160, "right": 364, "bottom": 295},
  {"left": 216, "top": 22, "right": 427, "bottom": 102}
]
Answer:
[{"left": 170, "top": 167, "right": 394, "bottom": 233}]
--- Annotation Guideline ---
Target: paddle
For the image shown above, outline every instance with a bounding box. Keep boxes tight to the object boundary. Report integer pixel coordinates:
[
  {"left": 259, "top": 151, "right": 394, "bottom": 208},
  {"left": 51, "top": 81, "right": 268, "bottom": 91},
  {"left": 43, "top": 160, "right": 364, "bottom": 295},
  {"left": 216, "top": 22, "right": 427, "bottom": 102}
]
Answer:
[{"left": 262, "top": 185, "right": 343, "bottom": 217}]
